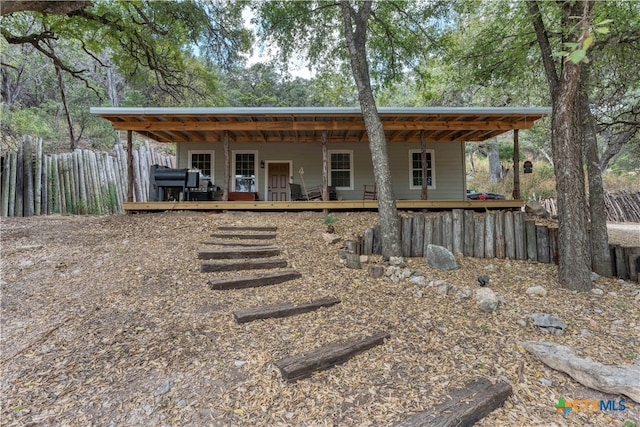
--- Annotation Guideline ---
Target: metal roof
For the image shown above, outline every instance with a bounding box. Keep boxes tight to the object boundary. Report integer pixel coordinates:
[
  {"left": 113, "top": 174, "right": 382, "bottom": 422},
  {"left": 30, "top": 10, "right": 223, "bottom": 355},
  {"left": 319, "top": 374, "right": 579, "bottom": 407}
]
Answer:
[{"left": 90, "top": 106, "right": 551, "bottom": 144}]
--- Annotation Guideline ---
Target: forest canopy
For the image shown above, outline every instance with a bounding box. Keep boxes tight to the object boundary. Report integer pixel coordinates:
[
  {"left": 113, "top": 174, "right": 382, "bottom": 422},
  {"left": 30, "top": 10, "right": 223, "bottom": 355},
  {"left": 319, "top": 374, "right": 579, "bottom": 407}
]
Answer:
[{"left": 1, "top": 0, "right": 638, "bottom": 172}]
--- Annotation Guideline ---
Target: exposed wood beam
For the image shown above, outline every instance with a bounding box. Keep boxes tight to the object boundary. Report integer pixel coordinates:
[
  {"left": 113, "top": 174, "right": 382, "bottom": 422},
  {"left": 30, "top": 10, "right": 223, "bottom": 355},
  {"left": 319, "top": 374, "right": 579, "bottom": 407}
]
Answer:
[{"left": 109, "top": 119, "right": 540, "bottom": 132}]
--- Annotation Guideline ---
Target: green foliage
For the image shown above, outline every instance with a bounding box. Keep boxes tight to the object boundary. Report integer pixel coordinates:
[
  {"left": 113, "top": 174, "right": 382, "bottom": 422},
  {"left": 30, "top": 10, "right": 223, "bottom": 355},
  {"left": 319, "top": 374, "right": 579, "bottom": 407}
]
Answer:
[
  {"left": 74, "top": 199, "right": 88, "bottom": 215},
  {"left": 103, "top": 182, "right": 121, "bottom": 214},
  {"left": 1, "top": 0, "right": 250, "bottom": 146},
  {"left": 3, "top": 107, "right": 56, "bottom": 140},
  {"left": 323, "top": 214, "right": 339, "bottom": 225},
  {"left": 256, "top": 1, "right": 451, "bottom": 89},
  {"left": 498, "top": 143, "right": 524, "bottom": 162}
]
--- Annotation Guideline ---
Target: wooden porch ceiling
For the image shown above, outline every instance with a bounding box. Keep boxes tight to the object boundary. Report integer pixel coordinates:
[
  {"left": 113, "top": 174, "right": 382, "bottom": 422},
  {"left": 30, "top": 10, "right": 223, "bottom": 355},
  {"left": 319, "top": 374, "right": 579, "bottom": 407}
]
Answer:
[{"left": 90, "top": 107, "right": 550, "bottom": 144}]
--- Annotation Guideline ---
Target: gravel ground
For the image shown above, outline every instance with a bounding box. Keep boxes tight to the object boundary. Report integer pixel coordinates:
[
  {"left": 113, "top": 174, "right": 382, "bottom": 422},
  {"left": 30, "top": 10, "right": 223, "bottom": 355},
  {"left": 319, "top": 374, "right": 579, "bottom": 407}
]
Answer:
[{"left": 1, "top": 211, "right": 638, "bottom": 426}]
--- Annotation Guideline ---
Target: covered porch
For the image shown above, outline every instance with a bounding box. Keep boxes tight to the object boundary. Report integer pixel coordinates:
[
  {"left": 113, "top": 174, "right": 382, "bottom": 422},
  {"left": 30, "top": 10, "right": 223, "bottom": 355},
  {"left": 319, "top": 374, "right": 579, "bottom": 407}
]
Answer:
[{"left": 91, "top": 106, "right": 550, "bottom": 212}]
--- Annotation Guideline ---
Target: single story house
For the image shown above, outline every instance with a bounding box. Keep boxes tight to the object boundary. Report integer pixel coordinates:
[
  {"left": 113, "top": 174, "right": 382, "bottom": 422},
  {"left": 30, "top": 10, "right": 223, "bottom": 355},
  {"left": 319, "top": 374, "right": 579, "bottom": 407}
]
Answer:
[{"left": 90, "top": 107, "right": 550, "bottom": 210}]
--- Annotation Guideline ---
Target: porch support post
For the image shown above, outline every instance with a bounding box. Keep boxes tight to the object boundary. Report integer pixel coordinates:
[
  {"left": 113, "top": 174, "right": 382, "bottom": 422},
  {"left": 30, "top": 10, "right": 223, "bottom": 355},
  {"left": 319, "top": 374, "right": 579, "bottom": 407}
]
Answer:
[
  {"left": 512, "top": 129, "right": 521, "bottom": 200},
  {"left": 223, "top": 130, "right": 230, "bottom": 201},
  {"left": 322, "top": 131, "right": 329, "bottom": 215},
  {"left": 322, "top": 131, "right": 329, "bottom": 201},
  {"left": 420, "top": 130, "right": 428, "bottom": 200},
  {"left": 127, "top": 130, "right": 133, "bottom": 202}
]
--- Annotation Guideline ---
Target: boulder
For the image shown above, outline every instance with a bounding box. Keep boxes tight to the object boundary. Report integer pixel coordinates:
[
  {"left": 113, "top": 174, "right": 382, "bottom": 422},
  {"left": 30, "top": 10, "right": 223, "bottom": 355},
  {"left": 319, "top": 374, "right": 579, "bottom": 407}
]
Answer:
[
  {"left": 475, "top": 288, "right": 499, "bottom": 312},
  {"left": 530, "top": 313, "right": 567, "bottom": 335},
  {"left": 409, "top": 276, "right": 427, "bottom": 287},
  {"left": 521, "top": 341, "right": 640, "bottom": 403},
  {"left": 426, "top": 244, "right": 458, "bottom": 270},
  {"left": 368, "top": 265, "right": 385, "bottom": 279},
  {"left": 390, "top": 256, "right": 405, "bottom": 267},
  {"left": 525, "top": 199, "right": 549, "bottom": 218},
  {"left": 436, "top": 281, "right": 455, "bottom": 295},
  {"left": 526, "top": 285, "right": 548, "bottom": 296},
  {"left": 456, "top": 287, "right": 473, "bottom": 300}
]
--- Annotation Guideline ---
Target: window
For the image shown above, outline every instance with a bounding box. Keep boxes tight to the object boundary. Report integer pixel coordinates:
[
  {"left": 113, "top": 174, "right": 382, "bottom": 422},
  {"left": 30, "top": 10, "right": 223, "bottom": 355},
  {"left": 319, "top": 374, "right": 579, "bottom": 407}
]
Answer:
[
  {"left": 409, "top": 149, "right": 435, "bottom": 189},
  {"left": 233, "top": 151, "right": 257, "bottom": 192},
  {"left": 188, "top": 150, "right": 214, "bottom": 179},
  {"left": 329, "top": 150, "right": 353, "bottom": 190}
]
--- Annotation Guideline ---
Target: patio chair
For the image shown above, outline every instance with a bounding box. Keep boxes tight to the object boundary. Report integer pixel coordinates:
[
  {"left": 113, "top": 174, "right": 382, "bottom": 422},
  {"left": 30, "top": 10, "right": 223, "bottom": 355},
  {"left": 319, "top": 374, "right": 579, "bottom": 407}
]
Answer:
[{"left": 363, "top": 184, "right": 377, "bottom": 200}]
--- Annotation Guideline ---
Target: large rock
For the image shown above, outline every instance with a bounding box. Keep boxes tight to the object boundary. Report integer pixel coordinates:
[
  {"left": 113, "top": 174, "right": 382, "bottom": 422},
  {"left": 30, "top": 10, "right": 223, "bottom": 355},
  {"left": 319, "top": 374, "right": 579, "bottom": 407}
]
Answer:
[
  {"left": 530, "top": 313, "right": 567, "bottom": 335},
  {"left": 426, "top": 244, "right": 458, "bottom": 270},
  {"left": 525, "top": 199, "right": 549, "bottom": 218},
  {"left": 521, "top": 341, "right": 640, "bottom": 403},
  {"left": 475, "top": 288, "right": 500, "bottom": 312},
  {"left": 526, "top": 285, "right": 548, "bottom": 296}
]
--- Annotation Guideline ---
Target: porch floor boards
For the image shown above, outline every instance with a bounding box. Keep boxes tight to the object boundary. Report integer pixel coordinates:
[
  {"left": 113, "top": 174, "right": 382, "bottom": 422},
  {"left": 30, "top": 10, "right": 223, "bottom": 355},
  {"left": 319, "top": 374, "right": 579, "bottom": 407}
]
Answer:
[{"left": 123, "top": 199, "right": 524, "bottom": 212}]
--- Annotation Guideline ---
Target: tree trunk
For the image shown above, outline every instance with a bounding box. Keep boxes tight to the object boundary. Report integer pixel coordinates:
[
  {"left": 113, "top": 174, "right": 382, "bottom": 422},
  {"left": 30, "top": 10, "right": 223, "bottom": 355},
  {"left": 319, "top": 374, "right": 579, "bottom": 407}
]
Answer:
[
  {"left": 468, "top": 146, "right": 476, "bottom": 173},
  {"left": 551, "top": 52, "right": 591, "bottom": 291},
  {"left": 54, "top": 63, "right": 76, "bottom": 149},
  {"left": 581, "top": 63, "right": 612, "bottom": 277},
  {"left": 487, "top": 144, "right": 501, "bottom": 184},
  {"left": 599, "top": 129, "right": 636, "bottom": 171},
  {"left": 341, "top": 0, "right": 401, "bottom": 259},
  {"left": 529, "top": 0, "right": 594, "bottom": 291}
]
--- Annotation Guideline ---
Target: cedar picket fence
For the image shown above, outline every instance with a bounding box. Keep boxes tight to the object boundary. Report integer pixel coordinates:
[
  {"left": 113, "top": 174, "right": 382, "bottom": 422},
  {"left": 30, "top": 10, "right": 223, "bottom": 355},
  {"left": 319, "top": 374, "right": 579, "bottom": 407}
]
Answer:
[
  {"left": 541, "top": 191, "right": 640, "bottom": 223},
  {"left": 355, "top": 210, "right": 639, "bottom": 281},
  {"left": 1, "top": 136, "right": 175, "bottom": 216}
]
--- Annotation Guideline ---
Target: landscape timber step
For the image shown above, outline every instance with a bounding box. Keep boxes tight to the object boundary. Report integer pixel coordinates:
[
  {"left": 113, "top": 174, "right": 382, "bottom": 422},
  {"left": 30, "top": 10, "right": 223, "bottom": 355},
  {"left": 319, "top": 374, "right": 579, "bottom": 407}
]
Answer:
[
  {"left": 274, "top": 331, "right": 390, "bottom": 382},
  {"left": 201, "top": 258, "right": 287, "bottom": 272},
  {"left": 208, "top": 269, "right": 302, "bottom": 290},
  {"left": 200, "top": 241, "right": 274, "bottom": 247},
  {"left": 210, "top": 233, "right": 276, "bottom": 240},
  {"left": 394, "top": 378, "right": 512, "bottom": 427},
  {"left": 218, "top": 226, "right": 277, "bottom": 232},
  {"left": 198, "top": 246, "right": 280, "bottom": 260},
  {"left": 233, "top": 296, "right": 341, "bottom": 324}
]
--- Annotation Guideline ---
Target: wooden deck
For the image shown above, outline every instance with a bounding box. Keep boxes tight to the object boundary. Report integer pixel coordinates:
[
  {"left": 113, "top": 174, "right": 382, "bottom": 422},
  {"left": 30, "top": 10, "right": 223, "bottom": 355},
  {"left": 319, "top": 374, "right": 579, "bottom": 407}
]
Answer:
[{"left": 123, "top": 199, "right": 524, "bottom": 212}]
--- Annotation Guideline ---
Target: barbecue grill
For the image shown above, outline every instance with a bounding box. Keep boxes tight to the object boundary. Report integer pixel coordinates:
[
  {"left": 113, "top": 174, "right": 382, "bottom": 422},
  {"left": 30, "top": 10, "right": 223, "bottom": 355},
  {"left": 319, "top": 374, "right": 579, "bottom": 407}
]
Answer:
[{"left": 149, "top": 165, "right": 199, "bottom": 201}]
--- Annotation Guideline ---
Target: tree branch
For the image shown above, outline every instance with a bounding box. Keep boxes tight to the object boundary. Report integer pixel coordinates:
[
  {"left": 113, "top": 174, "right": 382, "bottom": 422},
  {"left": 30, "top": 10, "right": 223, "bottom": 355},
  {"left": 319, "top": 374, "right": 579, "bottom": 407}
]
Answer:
[
  {"left": 1, "top": 1, "right": 92, "bottom": 16},
  {"left": 527, "top": 0, "right": 559, "bottom": 94}
]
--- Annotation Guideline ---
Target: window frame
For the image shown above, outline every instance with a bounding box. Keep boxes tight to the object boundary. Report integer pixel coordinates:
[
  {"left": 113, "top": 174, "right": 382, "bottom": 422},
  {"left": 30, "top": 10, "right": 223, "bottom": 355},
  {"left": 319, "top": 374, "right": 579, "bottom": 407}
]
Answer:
[
  {"left": 408, "top": 149, "right": 436, "bottom": 190},
  {"left": 187, "top": 150, "right": 215, "bottom": 180},
  {"left": 232, "top": 150, "right": 258, "bottom": 192},
  {"left": 328, "top": 150, "right": 354, "bottom": 190}
]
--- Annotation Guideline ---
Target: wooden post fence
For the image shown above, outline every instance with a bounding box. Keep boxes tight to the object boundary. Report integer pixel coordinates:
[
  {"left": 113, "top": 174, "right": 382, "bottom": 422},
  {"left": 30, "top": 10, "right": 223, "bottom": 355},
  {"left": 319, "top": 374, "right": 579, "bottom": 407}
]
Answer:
[
  {"left": 358, "top": 211, "right": 638, "bottom": 281},
  {"left": 1, "top": 136, "right": 175, "bottom": 216}
]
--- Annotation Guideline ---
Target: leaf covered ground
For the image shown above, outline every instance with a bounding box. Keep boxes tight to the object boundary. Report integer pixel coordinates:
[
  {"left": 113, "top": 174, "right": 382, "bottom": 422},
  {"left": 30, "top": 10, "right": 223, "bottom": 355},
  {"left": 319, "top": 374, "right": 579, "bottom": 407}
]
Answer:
[{"left": 1, "top": 211, "right": 638, "bottom": 426}]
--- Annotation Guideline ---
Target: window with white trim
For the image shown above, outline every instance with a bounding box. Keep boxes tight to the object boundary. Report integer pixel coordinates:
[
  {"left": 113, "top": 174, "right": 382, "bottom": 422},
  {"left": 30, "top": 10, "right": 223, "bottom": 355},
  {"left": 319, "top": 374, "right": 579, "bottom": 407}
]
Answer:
[
  {"left": 233, "top": 150, "right": 257, "bottom": 192},
  {"left": 329, "top": 150, "right": 353, "bottom": 190},
  {"left": 188, "top": 150, "right": 214, "bottom": 179},
  {"left": 409, "top": 149, "right": 435, "bottom": 189}
]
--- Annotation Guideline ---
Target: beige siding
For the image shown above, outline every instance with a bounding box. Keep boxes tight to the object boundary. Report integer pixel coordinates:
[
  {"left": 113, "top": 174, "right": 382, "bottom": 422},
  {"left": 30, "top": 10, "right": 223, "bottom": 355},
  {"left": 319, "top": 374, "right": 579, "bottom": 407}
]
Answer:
[{"left": 177, "top": 141, "right": 465, "bottom": 201}]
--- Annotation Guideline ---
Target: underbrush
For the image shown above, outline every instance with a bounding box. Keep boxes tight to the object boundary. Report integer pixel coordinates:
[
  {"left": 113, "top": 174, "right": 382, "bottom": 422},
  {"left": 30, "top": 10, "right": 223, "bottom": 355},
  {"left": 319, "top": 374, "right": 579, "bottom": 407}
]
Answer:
[{"left": 466, "top": 158, "right": 638, "bottom": 200}]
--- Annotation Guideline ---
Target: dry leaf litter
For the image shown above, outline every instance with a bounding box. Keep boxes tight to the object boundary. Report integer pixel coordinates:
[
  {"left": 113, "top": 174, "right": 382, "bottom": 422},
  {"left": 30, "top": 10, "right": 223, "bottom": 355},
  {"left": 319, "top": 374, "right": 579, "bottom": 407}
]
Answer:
[{"left": 1, "top": 211, "right": 639, "bottom": 426}]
